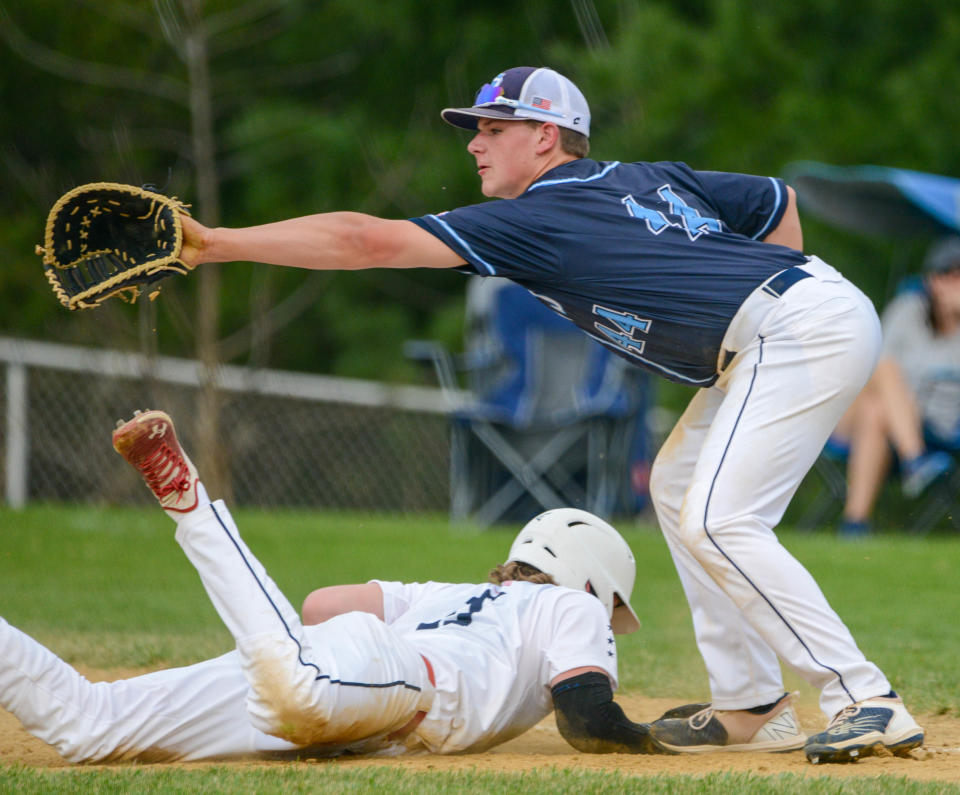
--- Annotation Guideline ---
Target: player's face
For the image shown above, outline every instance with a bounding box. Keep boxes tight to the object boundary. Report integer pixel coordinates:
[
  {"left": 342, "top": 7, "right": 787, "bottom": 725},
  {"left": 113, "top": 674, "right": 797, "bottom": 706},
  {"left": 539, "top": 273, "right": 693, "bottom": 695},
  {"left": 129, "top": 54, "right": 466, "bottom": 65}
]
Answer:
[{"left": 467, "top": 119, "right": 543, "bottom": 199}]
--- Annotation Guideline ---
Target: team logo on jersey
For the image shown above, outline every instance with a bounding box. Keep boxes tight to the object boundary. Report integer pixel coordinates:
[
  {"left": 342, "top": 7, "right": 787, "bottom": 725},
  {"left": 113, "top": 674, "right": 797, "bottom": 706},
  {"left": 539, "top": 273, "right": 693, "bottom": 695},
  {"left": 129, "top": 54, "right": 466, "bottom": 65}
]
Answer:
[
  {"left": 592, "top": 305, "right": 651, "bottom": 358},
  {"left": 415, "top": 588, "right": 506, "bottom": 630},
  {"left": 622, "top": 184, "right": 723, "bottom": 241}
]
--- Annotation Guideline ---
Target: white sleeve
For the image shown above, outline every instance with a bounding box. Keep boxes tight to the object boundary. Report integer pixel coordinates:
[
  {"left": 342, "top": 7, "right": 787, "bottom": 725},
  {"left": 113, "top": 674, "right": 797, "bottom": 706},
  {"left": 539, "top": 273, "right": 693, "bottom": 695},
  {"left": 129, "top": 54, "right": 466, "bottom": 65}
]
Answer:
[
  {"left": 370, "top": 580, "right": 457, "bottom": 625},
  {"left": 541, "top": 589, "right": 620, "bottom": 689}
]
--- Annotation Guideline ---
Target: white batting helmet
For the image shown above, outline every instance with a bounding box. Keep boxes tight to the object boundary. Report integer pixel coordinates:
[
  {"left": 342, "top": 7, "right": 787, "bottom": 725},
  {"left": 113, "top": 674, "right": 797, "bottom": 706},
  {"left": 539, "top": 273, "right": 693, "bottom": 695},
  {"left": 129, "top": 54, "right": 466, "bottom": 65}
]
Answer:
[{"left": 506, "top": 508, "right": 641, "bottom": 634}]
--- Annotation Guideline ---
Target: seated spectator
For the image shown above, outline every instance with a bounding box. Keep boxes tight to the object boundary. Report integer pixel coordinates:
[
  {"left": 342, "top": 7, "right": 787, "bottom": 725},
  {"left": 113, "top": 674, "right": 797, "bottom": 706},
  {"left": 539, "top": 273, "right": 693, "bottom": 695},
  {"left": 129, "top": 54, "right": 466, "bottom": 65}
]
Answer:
[{"left": 831, "top": 236, "right": 960, "bottom": 536}]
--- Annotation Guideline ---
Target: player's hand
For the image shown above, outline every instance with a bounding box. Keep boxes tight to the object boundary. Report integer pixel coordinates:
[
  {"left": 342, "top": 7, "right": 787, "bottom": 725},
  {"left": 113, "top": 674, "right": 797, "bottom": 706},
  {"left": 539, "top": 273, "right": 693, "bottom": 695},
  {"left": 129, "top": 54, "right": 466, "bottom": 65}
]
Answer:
[{"left": 179, "top": 213, "right": 210, "bottom": 268}]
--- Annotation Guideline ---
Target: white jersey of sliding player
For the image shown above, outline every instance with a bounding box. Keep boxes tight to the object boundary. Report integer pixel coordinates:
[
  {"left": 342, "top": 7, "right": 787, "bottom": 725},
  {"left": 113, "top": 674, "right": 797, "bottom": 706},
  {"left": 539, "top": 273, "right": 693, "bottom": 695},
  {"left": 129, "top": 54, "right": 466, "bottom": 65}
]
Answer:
[{"left": 375, "top": 579, "right": 619, "bottom": 753}]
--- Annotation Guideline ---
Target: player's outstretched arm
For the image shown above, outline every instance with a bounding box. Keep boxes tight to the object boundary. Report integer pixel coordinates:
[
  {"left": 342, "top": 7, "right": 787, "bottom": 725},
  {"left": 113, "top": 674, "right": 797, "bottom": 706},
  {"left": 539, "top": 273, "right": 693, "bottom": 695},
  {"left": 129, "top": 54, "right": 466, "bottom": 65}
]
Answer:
[
  {"left": 178, "top": 212, "right": 463, "bottom": 271},
  {"left": 301, "top": 583, "right": 385, "bottom": 624},
  {"left": 550, "top": 670, "right": 661, "bottom": 754}
]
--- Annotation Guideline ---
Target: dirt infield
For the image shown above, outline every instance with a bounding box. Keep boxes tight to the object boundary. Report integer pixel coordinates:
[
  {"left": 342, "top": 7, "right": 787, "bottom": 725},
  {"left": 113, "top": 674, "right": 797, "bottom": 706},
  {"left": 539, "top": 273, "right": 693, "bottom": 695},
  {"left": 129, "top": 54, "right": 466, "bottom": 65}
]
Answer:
[{"left": 3, "top": 677, "right": 958, "bottom": 783}]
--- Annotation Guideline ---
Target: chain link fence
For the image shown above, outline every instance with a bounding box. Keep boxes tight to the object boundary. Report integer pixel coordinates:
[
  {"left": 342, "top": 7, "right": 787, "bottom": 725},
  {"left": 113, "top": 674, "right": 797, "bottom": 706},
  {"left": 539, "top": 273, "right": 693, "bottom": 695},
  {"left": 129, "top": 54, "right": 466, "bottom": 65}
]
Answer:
[{"left": 0, "top": 337, "right": 450, "bottom": 513}]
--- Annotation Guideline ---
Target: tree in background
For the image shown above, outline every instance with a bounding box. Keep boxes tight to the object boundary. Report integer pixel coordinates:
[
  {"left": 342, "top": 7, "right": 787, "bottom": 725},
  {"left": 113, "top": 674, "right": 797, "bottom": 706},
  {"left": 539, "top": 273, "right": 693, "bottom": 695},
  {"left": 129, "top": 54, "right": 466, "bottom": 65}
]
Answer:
[
  {"left": 0, "top": 0, "right": 609, "bottom": 372},
  {"left": 570, "top": 1, "right": 960, "bottom": 298},
  {"left": 2, "top": 0, "right": 960, "bottom": 386},
  {"left": 1, "top": 0, "right": 364, "bottom": 491}
]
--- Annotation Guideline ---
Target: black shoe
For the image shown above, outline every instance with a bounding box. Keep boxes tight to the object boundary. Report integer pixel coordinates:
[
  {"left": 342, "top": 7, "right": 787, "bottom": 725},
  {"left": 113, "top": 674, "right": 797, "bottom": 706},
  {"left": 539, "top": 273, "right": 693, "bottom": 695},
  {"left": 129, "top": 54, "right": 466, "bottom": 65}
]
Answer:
[
  {"left": 649, "top": 693, "right": 806, "bottom": 753},
  {"left": 656, "top": 702, "right": 711, "bottom": 721}
]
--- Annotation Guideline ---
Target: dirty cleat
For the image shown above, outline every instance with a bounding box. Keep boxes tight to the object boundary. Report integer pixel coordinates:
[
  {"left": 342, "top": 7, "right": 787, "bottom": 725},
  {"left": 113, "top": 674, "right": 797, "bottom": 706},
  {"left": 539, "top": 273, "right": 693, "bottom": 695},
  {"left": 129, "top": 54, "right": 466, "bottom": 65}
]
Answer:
[
  {"left": 804, "top": 693, "right": 924, "bottom": 764},
  {"left": 656, "top": 702, "right": 712, "bottom": 721},
  {"left": 649, "top": 692, "right": 806, "bottom": 753},
  {"left": 112, "top": 409, "right": 199, "bottom": 514}
]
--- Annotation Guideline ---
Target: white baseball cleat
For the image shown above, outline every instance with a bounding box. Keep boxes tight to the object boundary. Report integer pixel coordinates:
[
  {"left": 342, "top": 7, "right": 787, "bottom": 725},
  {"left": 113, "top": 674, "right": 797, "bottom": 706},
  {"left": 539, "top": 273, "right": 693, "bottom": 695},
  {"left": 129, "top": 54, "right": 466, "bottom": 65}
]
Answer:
[
  {"left": 112, "top": 409, "right": 199, "bottom": 515},
  {"left": 649, "top": 692, "right": 806, "bottom": 753},
  {"left": 804, "top": 693, "right": 924, "bottom": 764}
]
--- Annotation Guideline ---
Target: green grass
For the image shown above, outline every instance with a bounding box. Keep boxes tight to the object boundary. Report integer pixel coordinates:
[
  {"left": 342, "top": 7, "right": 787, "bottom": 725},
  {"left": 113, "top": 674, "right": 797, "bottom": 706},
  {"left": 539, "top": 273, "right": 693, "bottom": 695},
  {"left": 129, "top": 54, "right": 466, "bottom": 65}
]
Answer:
[
  {"left": 0, "top": 766, "right": 953, "bottom": 794},
  {"left": 1, "top": 504, "right": 956, "bottom": 712},
  {"left": 1, "top": 503, "right": 959, "bottom": 791}
]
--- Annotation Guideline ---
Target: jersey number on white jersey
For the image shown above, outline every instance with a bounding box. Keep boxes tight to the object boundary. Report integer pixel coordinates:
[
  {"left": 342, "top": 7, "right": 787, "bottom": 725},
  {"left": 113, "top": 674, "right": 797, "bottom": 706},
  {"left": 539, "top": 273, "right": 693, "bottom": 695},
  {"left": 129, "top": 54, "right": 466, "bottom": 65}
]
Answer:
[{"left": 416, "top": 588, "right": 505, "bottom": 631}]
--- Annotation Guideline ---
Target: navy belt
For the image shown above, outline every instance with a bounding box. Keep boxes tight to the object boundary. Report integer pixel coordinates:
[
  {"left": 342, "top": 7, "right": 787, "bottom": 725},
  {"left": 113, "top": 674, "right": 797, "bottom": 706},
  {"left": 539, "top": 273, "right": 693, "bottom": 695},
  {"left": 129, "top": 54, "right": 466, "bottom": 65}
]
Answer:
[
  {"left": 761, "top": 266, "right": 812, "bottom": 298},
  {"left": 719, "top": 267, "right": 813, "bottom": 373}
]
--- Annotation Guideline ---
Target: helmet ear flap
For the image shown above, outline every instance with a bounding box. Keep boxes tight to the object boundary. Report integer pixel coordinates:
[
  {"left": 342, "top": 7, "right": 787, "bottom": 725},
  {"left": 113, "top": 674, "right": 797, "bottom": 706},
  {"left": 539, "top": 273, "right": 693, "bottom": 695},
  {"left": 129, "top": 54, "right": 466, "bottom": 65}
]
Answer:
[{"left": 506, "top": 508, "right": 641, "bottom": 634}]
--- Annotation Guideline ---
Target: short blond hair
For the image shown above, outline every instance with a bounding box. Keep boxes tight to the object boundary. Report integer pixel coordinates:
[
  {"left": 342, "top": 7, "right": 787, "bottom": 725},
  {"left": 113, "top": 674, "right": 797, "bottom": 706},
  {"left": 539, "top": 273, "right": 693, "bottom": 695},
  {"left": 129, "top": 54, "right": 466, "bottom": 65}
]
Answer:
[{"left": 489, "top": 561, "right": 556, "bottom": 585}]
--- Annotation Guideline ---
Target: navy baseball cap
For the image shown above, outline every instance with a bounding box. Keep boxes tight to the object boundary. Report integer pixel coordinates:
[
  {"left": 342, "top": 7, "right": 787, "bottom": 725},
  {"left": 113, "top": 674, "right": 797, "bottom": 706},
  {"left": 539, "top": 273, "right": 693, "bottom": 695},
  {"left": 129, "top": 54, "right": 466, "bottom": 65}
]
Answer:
[
  {"left": 924, "top": 236, "right": 960, "bottom": 274},
  {"left": 441, "top": 67, "right": 591, "bottom": 137}
]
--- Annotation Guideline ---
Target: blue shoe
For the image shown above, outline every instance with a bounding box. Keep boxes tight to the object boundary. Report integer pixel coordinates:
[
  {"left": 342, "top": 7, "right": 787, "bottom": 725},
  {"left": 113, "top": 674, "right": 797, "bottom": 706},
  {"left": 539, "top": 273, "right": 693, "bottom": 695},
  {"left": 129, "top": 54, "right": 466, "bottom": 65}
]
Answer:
[
  {"left": 902, "top": 452, "right": 953, "bottom": 498},
  {"left": 838, "top": 519, "right": 871, "bottom": 538},
  {"left": 822, "top": 436, "right": 850, "bottom": 461},
  {"left": 804, "top": 694, "right": 924, "bottom": 764}
]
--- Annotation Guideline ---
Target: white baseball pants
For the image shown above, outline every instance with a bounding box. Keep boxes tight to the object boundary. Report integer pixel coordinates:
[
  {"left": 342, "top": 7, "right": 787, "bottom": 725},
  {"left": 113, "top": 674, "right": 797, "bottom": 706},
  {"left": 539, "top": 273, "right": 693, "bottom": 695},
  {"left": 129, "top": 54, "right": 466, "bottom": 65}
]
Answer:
[
  {"left": 0, "top": 501, "right": 433, "bottom": 762},
  {"left": 649, "top": 257, "right": 891, "bottom": 718}
]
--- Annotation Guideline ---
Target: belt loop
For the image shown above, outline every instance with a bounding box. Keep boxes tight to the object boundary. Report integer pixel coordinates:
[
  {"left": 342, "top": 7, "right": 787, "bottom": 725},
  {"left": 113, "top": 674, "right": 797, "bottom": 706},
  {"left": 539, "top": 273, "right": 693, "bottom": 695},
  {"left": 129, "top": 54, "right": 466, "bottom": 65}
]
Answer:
[{"left": 719, "top": 349, "right": 736, "bottom": 373}]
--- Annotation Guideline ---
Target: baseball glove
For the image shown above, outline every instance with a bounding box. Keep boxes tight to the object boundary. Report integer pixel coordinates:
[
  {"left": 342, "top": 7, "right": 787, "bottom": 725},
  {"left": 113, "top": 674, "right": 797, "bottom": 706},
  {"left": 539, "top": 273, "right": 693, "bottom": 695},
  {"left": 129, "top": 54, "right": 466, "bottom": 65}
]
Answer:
[{"left": 35, "top": 182, "right": 194, "bottom": 310}]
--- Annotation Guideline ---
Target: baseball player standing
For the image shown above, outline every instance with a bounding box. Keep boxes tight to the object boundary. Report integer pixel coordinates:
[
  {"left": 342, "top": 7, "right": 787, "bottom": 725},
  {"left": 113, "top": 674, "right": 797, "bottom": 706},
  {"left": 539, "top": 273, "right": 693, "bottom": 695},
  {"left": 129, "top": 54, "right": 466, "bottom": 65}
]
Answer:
[
  {"left": 175, "top": 66, "right": 924, "bottom": 763},
  {"left": 0, "top": 409, "right": 659, "bottom": 762}
]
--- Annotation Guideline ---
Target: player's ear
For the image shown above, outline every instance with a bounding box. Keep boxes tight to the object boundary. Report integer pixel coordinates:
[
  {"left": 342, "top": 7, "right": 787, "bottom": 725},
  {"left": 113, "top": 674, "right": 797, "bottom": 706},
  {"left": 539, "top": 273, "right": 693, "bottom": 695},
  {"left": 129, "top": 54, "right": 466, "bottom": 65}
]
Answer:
[{"left": 534, "top": 122, "right": 561, "bottom": 154}]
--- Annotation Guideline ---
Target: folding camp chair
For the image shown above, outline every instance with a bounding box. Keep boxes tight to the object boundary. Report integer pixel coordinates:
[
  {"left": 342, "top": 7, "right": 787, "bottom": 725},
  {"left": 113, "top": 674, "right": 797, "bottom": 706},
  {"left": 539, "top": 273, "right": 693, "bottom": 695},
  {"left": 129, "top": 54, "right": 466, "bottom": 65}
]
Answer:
[
  {"left": 798, "top": 371, "right": 960, "bottom": 535},
  {"left": 800, "top": 434, "right": 960, "bottom": 535},
  {"left": 406, "top": 278, "right": 653, "bottom": 527},
  {"left": 904, "top": 373, "right": 960, "bottom": 535},
  {"left": 796, "top": 441, "right": 850, "bottom": 532}
]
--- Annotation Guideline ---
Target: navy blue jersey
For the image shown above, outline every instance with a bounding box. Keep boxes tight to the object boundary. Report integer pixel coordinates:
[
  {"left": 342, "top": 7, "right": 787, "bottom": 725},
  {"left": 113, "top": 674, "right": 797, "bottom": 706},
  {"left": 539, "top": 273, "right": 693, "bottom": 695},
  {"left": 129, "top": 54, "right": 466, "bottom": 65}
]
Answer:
[{"left": 411, "top": 159, "right": 807, "bottom": 386}]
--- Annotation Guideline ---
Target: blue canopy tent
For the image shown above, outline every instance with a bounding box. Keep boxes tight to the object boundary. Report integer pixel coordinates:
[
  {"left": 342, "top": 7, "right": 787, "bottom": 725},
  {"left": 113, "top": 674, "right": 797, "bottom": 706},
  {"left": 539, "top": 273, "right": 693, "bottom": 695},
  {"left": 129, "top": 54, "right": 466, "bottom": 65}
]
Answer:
[
  {"left": 782, "top": 161, "right": 960, "bottom": 298},
  {"left": 783, "top": 161, "right": 960, "bottom": 236}
]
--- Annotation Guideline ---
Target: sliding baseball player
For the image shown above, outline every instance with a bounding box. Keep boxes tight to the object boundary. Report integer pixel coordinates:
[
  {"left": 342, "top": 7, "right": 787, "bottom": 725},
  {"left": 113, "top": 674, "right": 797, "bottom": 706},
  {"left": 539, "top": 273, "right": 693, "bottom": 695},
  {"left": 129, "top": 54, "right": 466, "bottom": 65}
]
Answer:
[{"left": 0, "top": 409, "right": 659, "bottom": 761}]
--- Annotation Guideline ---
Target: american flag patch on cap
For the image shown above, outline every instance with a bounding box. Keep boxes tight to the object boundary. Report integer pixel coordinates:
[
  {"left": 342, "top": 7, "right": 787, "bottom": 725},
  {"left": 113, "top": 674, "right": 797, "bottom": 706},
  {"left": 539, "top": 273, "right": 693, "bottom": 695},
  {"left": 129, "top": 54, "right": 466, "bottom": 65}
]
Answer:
[{"left": 531, "top": 97, "right": 552, "bottom": 110}]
